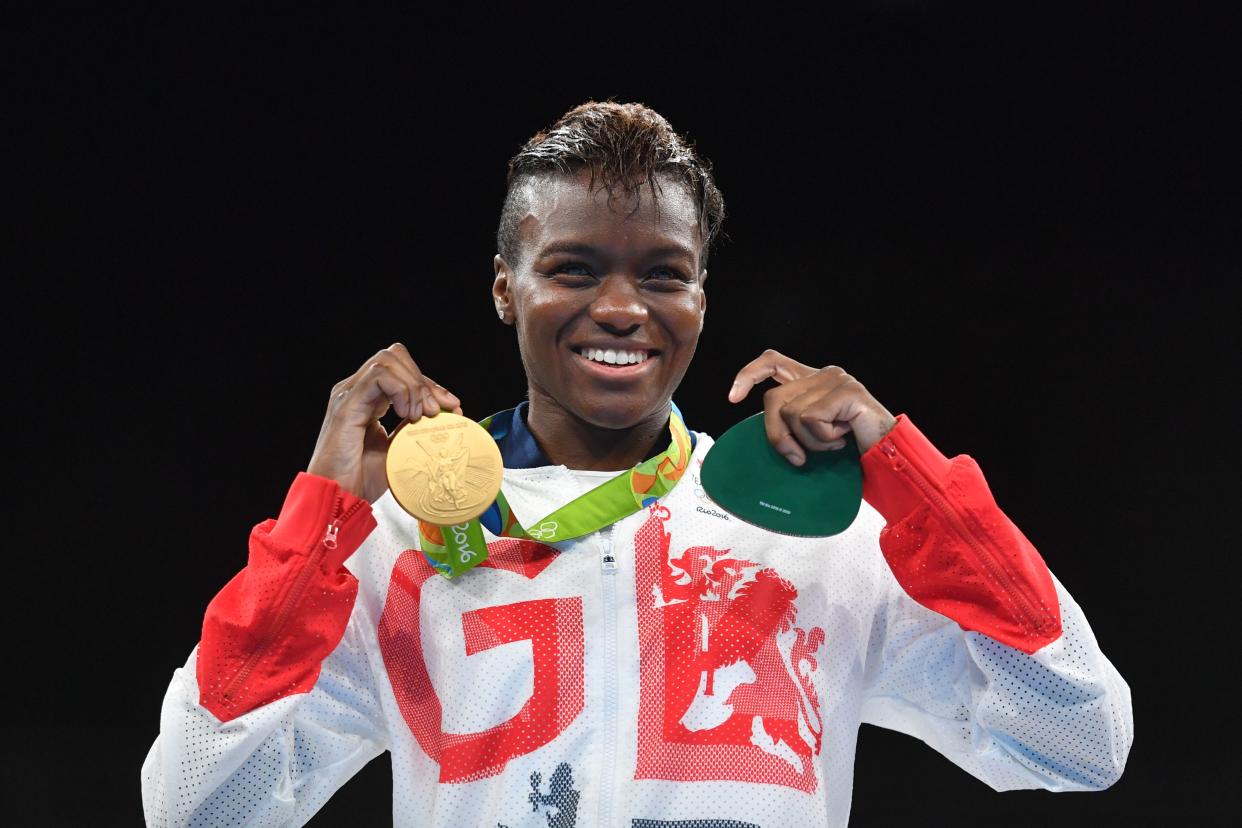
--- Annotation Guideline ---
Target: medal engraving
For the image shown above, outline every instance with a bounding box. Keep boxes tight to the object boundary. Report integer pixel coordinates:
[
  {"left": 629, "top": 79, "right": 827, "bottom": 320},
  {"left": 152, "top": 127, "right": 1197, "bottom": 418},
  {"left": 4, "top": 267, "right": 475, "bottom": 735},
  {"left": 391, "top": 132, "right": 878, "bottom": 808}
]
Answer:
[{"left": 386, "top": 413, "right": 503, "bottom": 524}]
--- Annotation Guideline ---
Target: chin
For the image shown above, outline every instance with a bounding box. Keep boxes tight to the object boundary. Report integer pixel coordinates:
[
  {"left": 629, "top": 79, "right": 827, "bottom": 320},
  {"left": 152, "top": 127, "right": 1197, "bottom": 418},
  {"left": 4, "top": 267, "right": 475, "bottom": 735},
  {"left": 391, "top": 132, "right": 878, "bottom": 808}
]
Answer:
[{"left": 572, "top": 395, "right": 665, "bottom": 431}]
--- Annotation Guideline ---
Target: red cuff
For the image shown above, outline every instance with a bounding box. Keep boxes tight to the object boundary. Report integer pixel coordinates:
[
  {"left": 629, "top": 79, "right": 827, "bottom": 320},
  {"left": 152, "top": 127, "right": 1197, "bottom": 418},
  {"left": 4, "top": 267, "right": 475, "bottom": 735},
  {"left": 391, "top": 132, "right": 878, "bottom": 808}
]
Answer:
[
  {"left": 860, "top": 414, "right": 1062, "bottom": 654},
  {"left": 269, "top": 472, "right": 377, "bottom": 572},
  {"left": 861, "top": 414, "right": 952, "bottom": 525},
  {"left": 196, "top": 472, "right": 377, "bottom": 721}
]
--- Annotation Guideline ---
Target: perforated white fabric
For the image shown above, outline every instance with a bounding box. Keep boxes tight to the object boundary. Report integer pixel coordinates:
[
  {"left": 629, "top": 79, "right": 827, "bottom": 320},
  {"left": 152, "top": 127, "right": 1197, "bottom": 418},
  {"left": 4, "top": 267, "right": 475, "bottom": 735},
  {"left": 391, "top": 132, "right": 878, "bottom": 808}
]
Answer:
[{"left": 142, "top": 432, "right": 1132, "bottom": 827}]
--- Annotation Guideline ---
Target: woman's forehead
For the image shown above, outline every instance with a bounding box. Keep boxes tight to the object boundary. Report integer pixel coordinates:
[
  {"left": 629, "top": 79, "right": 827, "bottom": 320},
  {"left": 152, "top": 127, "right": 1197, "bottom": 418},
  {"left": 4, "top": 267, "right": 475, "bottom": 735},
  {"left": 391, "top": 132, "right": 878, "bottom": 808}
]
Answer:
[{"left": 516, "top": 171, "right": 702, "bottom": 257}]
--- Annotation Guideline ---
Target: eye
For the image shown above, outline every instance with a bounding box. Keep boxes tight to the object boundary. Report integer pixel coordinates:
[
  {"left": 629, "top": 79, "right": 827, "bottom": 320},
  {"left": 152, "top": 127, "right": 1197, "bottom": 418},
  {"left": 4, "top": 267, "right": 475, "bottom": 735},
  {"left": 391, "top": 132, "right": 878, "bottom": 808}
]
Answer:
[
  {"left": 545, "top": 262, "right": 596, "bottom": 283},
  {"left": 644, "top": 266, "right": 692, "bottom": 286}
]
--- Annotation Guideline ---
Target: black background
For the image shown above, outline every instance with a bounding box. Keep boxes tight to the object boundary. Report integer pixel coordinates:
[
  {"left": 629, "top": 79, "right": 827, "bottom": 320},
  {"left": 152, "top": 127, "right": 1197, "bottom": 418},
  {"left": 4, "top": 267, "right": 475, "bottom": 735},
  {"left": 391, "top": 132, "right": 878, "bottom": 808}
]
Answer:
[{"left": 14, "top": 2, "right": 1239, "bottom": 825}]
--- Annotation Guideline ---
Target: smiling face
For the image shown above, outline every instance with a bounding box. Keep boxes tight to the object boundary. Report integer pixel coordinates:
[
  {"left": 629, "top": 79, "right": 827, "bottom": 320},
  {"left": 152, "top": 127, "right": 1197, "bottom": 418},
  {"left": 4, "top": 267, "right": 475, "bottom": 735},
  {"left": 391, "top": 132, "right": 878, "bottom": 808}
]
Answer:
[{"left": 493, "top": 169, "right": 707, "bottom": 432}]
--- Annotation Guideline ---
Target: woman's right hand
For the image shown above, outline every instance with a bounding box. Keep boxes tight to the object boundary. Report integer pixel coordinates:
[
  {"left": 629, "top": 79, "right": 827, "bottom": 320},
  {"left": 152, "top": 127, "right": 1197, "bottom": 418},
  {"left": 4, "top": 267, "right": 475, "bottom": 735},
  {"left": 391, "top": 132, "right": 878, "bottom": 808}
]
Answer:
[{"left": 307, "top": 343, "right": 463, "bottom": 502}]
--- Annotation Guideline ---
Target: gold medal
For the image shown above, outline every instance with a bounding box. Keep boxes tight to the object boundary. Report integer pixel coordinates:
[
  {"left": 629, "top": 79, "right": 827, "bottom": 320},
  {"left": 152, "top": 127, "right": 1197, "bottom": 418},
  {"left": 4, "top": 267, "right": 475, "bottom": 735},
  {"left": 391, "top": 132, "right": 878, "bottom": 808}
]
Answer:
[{"left": 385, "top": 412, "right": 503, "bottom": 525}]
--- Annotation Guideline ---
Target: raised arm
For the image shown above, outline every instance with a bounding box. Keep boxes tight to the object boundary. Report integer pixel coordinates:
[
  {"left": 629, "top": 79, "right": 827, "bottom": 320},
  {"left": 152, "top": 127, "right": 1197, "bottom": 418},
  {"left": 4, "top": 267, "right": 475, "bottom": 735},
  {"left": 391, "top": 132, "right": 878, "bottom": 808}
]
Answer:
[{"left": 142, "top": 343, "right": 462, "bottom": 825}]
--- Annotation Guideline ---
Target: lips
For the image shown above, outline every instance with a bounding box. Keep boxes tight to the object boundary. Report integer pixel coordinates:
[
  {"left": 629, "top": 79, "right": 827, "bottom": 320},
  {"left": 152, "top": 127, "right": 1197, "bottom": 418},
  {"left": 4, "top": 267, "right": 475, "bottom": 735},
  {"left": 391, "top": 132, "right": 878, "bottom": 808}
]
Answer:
[
  {"left": 574, "top": 346, "right": 655, "bottom": 365},
  {"left": 571, "top": 346, "right": 660, "bottom": 377}
]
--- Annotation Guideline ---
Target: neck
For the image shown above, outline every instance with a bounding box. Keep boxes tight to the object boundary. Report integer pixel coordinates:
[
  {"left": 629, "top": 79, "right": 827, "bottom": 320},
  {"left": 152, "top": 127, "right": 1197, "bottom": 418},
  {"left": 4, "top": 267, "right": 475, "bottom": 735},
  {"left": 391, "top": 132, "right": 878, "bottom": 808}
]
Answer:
[{"left": 525, "top": 391, "right": 671, "bottom": 472}]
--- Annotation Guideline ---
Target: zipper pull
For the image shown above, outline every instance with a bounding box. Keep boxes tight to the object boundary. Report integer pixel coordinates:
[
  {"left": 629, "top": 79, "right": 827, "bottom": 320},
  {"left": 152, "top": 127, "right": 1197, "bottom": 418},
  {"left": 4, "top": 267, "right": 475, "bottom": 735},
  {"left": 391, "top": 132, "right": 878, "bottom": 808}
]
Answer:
[
  {"left": 323, "top": 493, "right": 346, "bottom": 550},
  {"left": 600, "top": 530, "right": 617, "bottom": 572}
]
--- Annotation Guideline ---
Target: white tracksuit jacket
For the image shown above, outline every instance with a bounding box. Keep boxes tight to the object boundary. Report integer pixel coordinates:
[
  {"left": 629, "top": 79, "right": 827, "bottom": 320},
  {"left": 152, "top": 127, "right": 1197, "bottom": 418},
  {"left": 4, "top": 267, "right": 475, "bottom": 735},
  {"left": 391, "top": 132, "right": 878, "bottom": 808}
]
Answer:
[{"left": 141, "top": 412, "right": 1133, "bottom": 827}]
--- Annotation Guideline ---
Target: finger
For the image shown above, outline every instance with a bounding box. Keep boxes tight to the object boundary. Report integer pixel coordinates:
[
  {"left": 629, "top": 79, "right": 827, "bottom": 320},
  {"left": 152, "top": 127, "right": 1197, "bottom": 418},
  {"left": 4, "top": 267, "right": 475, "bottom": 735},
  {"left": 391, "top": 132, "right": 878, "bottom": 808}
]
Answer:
[
  {"left": 379, "top": 344, "right": 434, "bottom": 418},
  {"left": 762, "top": 387, "right": 809, "bottom": 466},
  {"left": 801, "top": 414, "right": 855, "bottom": 445},
  {"left": 779, "top": 377, "right": 857, "bottom": 451},
  {"left": 420, "top": 376, "right": 462, "bottom": 417},
  {"left": 355, "top": 346, "right": 462, "bottom": 421},
  {"left": 385, "top": 341, "right": 421, "bottom": 374},
  {"left": 377, "top": 345, "right": 457, "bottom": 421},
  {"left": 781, "top": 402, "right": 842, "bottom": 453},
  {"left": 729, "top": 349, "right": 817, "bottom": 403},
  {"left": 356, "top": 360, "right": 422, "bottom": 422},
  {"left": 342, "top": 352, "right": 423, "bottom": 422},
  {"left": 796, "top": 382, "right": 867, "bottom": 445}
]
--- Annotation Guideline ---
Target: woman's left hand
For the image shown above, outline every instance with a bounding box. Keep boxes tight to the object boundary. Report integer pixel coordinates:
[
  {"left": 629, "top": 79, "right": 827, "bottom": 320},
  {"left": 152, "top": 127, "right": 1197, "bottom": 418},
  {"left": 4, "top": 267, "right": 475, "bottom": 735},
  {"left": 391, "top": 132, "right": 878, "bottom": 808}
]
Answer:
[{"left": 728, "top": 350, "right": 898, "bottom": 465}]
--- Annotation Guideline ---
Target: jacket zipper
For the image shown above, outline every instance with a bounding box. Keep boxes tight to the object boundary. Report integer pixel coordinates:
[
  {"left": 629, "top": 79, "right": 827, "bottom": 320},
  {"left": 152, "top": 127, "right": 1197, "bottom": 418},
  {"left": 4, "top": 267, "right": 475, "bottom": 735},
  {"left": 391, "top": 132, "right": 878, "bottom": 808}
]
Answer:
[
  {"left": 219, "top": 493, "right": 367, "bottom": 707},
  {"left": 885, "top": 444, "right": 1050, "bottom": 637},
  {"left": 598, "top": 526, "right": 619, "bottom": 828}
]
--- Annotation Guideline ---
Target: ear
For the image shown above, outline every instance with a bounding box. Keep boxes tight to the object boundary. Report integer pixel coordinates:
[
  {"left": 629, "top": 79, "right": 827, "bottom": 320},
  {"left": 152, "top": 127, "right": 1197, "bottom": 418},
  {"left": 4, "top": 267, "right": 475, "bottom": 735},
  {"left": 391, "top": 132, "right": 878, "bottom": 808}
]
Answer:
[
  {"left": 698, "top": 268, "right": 708, "bottom": 330},
  {"left": 493, "top": 254, "right": 516, "bottom": 326}
]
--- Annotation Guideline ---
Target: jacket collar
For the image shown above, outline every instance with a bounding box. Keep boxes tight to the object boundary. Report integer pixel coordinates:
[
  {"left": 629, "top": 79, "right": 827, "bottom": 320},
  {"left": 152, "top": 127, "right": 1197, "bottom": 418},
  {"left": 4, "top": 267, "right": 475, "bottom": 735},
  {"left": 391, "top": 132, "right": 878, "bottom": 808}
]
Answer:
[{"left": 486, "top": 400, "right": 696, "bottom": 470}]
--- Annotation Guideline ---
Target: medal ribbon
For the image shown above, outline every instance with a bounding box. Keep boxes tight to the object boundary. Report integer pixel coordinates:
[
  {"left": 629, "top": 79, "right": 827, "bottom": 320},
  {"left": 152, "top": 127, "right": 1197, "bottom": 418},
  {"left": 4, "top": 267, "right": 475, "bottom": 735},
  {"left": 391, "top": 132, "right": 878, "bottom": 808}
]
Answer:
[{"left": 417, "top": 405, "right": 693, "bottom": 578}]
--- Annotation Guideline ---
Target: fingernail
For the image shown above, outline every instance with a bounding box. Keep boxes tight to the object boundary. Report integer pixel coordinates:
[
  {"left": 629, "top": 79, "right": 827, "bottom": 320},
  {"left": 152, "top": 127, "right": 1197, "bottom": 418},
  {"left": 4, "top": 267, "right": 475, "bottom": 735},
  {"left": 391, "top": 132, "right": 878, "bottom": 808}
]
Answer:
[
  {"left": 826, "top": 439, "right": 846, "bottom": 450},
  {"left": 783, "top": 452, "right": 804, "bottom": 466},
  {"left": 728, "top": 382, "right": 740, "bottom": 401}
]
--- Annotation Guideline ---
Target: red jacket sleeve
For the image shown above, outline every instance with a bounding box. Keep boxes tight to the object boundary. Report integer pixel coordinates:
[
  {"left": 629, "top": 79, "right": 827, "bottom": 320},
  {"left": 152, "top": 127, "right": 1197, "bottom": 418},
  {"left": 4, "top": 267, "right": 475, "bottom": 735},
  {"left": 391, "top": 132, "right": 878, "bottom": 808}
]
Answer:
[
  {"left": 861, "top": 414, "right": 1061, "bottom": 654},
  {"left": 196, "top": 472, "right": 378, "bottom": 722}
]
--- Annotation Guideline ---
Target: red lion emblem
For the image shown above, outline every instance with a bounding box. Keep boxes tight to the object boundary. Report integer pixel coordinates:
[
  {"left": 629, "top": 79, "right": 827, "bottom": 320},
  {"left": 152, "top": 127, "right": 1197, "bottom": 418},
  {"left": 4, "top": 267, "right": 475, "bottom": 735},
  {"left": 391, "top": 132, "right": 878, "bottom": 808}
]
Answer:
[{"left": 635, "top": 508, "right": 826, "bottom": 793}]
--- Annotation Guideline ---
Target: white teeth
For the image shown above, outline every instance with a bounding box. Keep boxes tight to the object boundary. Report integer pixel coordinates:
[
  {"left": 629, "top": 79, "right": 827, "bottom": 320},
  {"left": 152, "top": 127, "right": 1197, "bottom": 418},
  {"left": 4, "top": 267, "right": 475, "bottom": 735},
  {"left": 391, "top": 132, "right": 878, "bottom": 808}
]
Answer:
[{"left": 579, "top": 347, "right": 651, "bottom": 364}]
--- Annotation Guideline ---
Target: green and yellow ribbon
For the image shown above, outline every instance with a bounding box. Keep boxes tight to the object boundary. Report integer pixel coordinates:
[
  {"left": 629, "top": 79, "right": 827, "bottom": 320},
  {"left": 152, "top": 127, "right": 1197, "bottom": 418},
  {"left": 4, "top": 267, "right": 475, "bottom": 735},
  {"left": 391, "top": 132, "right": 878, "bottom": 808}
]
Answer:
[{"left": 418, "top": 404, "right": 693, "bottom": 578}]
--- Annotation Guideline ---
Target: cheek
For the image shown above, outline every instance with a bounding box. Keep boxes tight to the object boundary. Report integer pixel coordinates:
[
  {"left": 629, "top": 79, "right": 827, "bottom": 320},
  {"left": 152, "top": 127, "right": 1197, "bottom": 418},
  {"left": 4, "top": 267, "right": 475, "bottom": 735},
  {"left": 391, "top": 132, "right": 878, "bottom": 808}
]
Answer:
[
  {"left": 514, "top": 293, "right": 578, "bottom": 353},
  {"left": 512, "top": 287, "right": 553, "bottom": 330},
  {"left": 665, "top": 298, "right": 706, "bottom": 346}
]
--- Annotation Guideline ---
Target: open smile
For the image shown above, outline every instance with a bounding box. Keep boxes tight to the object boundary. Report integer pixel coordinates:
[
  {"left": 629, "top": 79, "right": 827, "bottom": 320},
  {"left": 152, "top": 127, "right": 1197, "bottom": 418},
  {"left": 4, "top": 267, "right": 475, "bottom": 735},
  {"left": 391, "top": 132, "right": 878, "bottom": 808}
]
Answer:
[{"left": 571, "top": 346, "right": 660, "bottom": 377}]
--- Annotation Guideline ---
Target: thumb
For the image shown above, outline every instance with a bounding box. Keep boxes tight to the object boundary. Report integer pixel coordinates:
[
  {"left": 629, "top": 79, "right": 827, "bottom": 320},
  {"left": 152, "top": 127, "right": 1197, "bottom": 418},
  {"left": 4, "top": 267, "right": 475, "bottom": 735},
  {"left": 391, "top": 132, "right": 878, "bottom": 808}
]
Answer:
[
  {"left": 364, "top": 417, "right": 397, "bottom": 454},
  {"left": 360, "top": 419, "right": 397, "bottom": 502},
  {"left": 368, "top": 395, "right": 392, "bottom": 421},
  {"left": 804, "top": 417, "right": 853, "bottom": 443}
]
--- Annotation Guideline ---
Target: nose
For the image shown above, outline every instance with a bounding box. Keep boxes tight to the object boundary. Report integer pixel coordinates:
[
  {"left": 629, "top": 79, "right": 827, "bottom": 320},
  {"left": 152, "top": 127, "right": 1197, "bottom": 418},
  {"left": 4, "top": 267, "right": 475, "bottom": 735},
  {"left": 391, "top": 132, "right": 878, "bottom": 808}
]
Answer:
[{"left": 588, "top": 275, "right": 648, "bottom": 334}]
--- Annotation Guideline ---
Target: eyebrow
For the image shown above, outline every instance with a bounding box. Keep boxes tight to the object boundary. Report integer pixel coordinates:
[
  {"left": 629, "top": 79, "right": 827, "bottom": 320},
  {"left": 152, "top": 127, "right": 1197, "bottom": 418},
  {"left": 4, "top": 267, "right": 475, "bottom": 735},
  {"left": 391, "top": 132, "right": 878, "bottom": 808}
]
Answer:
[{"left": 535, "top": 241, "right": 697, "bottom": 262}]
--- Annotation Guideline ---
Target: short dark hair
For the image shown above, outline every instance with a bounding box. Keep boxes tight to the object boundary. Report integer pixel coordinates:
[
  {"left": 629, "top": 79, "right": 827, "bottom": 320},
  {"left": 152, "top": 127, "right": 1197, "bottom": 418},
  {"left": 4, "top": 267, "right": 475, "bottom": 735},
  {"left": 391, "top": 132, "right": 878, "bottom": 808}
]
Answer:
[{"left": 497, "top": 101, "right": 726, "bottom": 269}]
